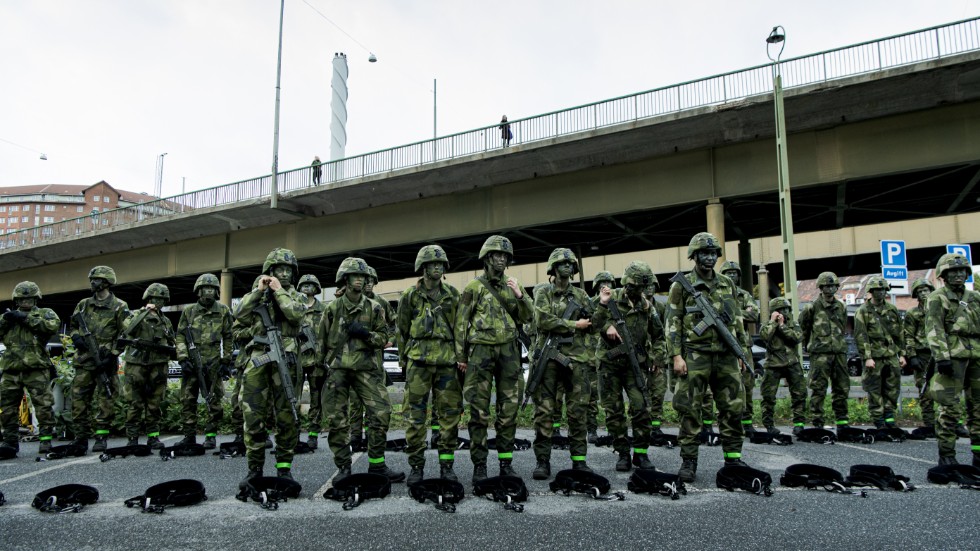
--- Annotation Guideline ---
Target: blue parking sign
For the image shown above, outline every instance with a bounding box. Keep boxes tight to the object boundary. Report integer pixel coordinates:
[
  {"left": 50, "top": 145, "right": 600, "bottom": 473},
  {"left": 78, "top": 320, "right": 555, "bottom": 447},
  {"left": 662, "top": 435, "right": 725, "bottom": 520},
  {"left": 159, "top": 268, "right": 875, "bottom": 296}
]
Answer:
[
  {"left": 880, "top": 240, "right": 906, "bottom": 268},
  {"left": 946, "top": 244, "right": 974, "bottom": 284}
]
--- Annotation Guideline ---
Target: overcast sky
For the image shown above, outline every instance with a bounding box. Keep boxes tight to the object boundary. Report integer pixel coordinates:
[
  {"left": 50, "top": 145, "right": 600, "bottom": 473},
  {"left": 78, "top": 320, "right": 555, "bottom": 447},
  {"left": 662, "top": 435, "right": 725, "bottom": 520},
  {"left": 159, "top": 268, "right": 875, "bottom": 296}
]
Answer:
[{"left": 2, "top": 1, "right": 978, "bottom": 197}]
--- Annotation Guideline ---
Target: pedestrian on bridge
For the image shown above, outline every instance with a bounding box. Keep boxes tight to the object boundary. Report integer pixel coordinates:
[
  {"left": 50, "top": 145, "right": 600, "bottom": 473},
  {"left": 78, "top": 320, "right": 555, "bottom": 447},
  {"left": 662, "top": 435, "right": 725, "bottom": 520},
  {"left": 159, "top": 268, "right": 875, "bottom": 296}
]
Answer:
[
  {"left": 311, "top": 156, "right": 322, "bottom": 186},
  {"left": 499, "top": 115, "right": 512, "bottom": 147}
]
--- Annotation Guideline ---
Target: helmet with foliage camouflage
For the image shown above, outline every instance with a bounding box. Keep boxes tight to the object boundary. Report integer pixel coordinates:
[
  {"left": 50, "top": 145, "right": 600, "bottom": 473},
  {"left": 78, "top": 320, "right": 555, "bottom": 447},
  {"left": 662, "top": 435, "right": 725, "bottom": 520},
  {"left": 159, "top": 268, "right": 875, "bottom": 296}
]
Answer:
[
  {"left": 910, "top": 278, "right": 934, "bottom": 296},
  {"left": 478, "top": 235, "right": 514, "bottom": 262},
  {"left": 262, "top": 248, "right": 299, "bottom": 277},
  {"left": 687, "top": 232, "right": 722, "bottom": 260},
  {"left": 593, "top": 271, "right": 615, "bottom": 288},
  {"left": 816, "top": 272, "right": 840, "bottom": 287},
  {"left": 546, "top": 248, "right": 579, "bottom": 276},
  {"left": 142, "top": 282, "right": 170, "bottom": 301},
  {"left": 415, "top": 245, "right": 450, "bottom": 272},
  {"left": 366, "top": 265, "right": 379, "bottom": 284},
  {"left": 12, "top": 281, "right": 41, "bottom": 301},
  {"left": 648, "top": 272, "right": 661, "bottom": 290},
  {"left": 88, "top": 265, "right": 117, "bottom": 285},
  {"left": 622, "top": 261, "right": 654, "bottom": 287},
  {"left": 336, "top": 257, "right": 371, "bottom": 284},
  {"left": 769, "top": 296, "right": 791, "bottom": 312},
  {"left": 720, "top": 260, "right": 741, "bottom": 277},
  {"left": 866, "top": 276, "right": 890, "bottom": 292},
  {"left": 936, "top": 253, "right": 971, "bottom": 279},
  {"left": 298, "top": 274, "right": 322, "bottom": 293},
  {"left": 193, "top": 273, "right": 220, "bottom": 293}
]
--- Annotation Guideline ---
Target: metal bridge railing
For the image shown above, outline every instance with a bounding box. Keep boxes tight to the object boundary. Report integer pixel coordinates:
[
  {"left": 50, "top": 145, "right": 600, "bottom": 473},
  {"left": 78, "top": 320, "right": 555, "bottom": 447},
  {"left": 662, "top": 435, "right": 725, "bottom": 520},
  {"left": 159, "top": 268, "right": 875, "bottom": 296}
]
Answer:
[{"left": 3, "top": 17, "right": 978, "bottom": 253}]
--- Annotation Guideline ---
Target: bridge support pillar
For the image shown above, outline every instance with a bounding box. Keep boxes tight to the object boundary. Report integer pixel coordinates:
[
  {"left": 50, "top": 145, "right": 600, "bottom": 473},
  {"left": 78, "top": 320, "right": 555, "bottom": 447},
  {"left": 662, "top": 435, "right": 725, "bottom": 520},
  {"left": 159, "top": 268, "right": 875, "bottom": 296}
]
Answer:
[
  {"left": 220, "top": 269, "right": 233, "bottom": 308},
  {"left": 706, "top": 198, "right": 725, "bottom": 260},
  {"left": 757, "top": 265, "right": 770, "bottom": 322}
]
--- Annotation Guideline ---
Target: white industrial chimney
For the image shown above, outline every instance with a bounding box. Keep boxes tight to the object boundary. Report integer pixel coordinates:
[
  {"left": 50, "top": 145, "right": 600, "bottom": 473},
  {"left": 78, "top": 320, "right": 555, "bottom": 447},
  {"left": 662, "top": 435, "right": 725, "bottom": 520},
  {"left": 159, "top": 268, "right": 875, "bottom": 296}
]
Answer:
[{"left": 330, "top": 52, "right": 349, "bottom": 162}]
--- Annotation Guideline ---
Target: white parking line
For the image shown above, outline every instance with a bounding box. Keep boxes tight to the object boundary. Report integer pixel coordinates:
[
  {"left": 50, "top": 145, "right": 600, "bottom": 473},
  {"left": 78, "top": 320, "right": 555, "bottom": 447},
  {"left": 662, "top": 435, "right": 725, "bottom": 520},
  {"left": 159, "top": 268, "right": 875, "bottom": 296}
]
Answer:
[
  {"left": 836, "top": 442, "right": 936, "bottom": 465},
  {"left": 312, "top": 451, "right": 363, "bottom": 499}
]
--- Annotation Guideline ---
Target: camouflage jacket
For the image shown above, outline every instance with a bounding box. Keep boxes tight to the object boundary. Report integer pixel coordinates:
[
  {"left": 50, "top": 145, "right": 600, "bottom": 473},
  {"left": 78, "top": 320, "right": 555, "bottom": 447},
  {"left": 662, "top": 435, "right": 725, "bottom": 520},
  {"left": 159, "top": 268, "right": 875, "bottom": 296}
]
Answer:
[
  {"left": 799, "top": 295, "right": 848, "bottom": 355},
  {"left": 733, "top": 287, "right": 760, "bottom": 325},
  {"left": 317, "top": 292, "right": 387, "bottom": 370},
  {"left": 594, "top": 288, "right": 663, "bottom": 366},
  {"left": 649, "top": 299, "right": 668, "bottom": 367},
  {"left": 455, "top": 273, "right": 533, "bottom": 362},
  {"left": 925, "top": 285, "right": 980, "bottom": 361},
  {"left": 902, "top": 303, "right": 930, "bottom": 355},
  {"left": 854, "top": 300, "right": 905, "bottom": 361},
  {"left": 367, "top": 293, "right": 396, "bottom": 345},
  {"left": 233, "top": 287, "right": 307, "bottom": 355},
  {"left": 396, "top": 279, "right": 460, "bottom": 367},
  {"left": 665, "top": 270, "right": 749, "bottom": 359},
  {"left": 0, "top": 307, "right": 60, "bottom": 371},
  {"left": 69, "top": 293, "right": 130, "bottom": 369},
  {"left": 175, "top": 301, "right": 234, "bottom": 365},
  {"left": 297, "top": 297, "right": 326, "bottom": 367},
  {"left": 532, "top": 283, "right": 597, "bottom": 364},
  {"left": 120, "top": 308, "right": 176, "bottom": 366},
  {"left": 759, "top": 317, "right": 803, "bottom": 368},
  {"left": 231, "top": 318, "right": 252, "bottom": 370}
]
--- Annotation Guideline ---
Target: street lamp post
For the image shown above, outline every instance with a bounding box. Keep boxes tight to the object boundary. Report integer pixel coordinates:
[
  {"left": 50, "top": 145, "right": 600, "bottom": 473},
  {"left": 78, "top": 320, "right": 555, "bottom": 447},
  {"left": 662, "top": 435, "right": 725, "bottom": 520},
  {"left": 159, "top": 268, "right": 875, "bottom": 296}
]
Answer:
[
  {"left": 767, "top": 26, "right": 798, "bottom": 312},
  {"left": 270, "top": 0, "right": 285, "bottom": 209}
]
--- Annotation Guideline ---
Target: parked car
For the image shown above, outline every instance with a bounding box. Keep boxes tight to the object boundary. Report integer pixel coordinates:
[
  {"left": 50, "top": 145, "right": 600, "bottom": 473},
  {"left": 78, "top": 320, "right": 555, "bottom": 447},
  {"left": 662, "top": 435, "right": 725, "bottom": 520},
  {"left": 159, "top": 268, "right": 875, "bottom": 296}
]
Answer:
[{"left": 383, "top": 347, "right": 404, "bottom": 383}]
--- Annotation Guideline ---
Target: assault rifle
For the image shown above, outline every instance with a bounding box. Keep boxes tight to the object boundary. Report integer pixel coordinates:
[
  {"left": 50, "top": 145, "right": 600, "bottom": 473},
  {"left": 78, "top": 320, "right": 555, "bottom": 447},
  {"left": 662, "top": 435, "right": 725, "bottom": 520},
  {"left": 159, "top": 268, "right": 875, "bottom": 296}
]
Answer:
[
  {"left": 520, "top": 298, "right": 582, "bottom": 411},
  {"left": 669, "top": 272, "right": 754, "bottom": 376},
  {"left": 71, "top": 312, "right": 113, "bottom": 399},
  {"left": 116, "top": 338, "right": 177, "bottom": 358},
  {"left": 182, "top": 325, "right": 214, "bottom": 403},
  {"left": 603, "top": 297, "right": 650, "bottom": 410},
  {"left": 252, "top": 291, "right": 299, "bottom": 422}
]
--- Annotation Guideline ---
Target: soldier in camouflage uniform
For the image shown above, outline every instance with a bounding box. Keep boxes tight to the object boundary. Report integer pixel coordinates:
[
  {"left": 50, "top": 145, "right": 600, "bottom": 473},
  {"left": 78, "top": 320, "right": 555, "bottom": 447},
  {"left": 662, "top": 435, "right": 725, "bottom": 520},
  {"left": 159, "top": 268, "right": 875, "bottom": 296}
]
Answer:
[
  {"left": 643, "top": 278, "right": 669, "bottom": 437},
  {"left": 455, "top": 235, "right": 534, "bottom": 482},
  {"left": 119, "top": 283, "right": 176, "bottom": 448},
  {"left": 759, "top": 297, "right": 806, "bottom": 435},
  {"left": 69, "top": 265, "right": 130, "bottom": 453},
  {"left": 175, "top": 274, "right": 234, "bottom": 449},
  {"left": 396, "top": 245, "right": 463, "bottom": 485},
  {"left": 925, "top": 253, "right": 980, "bottom": 467},
  {"left": 667, "top": 233, "right": 753, "bottom": 483},
  {"left": 799, "top": 272, "right": 851, "bottom": 430},
  {"left": 721, "top": 261, "right": 760, "bottom": 435},
  {"left": 318, "top": 257, "right": 404, "bottom": 483},
  {"left": 0, "top": 282, "right": 60, "bottom": 455},
  {"left": 903, "top": 278, "right": 938, "bottom": 433},
  {"left": 235, "top": 248, "right": 307, "bottom": 488},
  {"left": 530, "top": 249, "right": 597, "bottom": 480},
  {"left": 596, "top": 261, "right": 663, "bottom": 472},
  {"left": 587, "top": 271, "right": 616, "bottom": 441},
  {"left": 296, "top": 274, "right": 327, "bottom": 449},
  {"left": 854, "top": 276, "right": 907, "bottom": 429}
]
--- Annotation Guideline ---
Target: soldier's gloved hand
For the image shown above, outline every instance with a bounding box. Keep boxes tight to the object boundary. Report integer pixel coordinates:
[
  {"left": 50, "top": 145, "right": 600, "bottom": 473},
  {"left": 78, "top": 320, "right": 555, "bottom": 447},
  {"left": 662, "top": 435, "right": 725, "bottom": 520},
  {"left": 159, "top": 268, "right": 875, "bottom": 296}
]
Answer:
[
  {"left": 100, "top": 355, "right": 119, "bottom": 373},
  {"left": 5, "top": 309, "right": 27, "bottom": 323},
  {"left": 908, "top": 356, "right": 922, "bottom": 371},
  {"left": 179, "top": 360, "right": 195, "bottom": 377},
  {"left": 71, "top": 334, "right": 88, "bottom": 351},
  {"left": 936, "top": 359, "right": 954, "bottom": 377},
  {"left": 219, "top": 358, "right": 234, "bottom": 379},
  {"left": 347, "top": 321, "right": 371, "bottom": 340}
]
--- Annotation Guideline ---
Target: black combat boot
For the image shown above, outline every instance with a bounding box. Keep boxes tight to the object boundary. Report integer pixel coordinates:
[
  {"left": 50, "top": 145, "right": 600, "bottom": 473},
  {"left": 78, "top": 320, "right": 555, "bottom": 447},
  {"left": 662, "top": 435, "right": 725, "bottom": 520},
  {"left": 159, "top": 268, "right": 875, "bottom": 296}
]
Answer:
[
  {"left": 725, "top": 457, "right": 749, "bottom": 468},
  {"left": 632, "top": 453, "right": 655, "bottom": 470},
  {"left": 92, "top": 435, "right": 108, "bottom": 452},
  {"left": 0, "top": 441, "right": 19, "bottom": 456},
  {"left": 264, "top": 435, "right": 274, "bottom": 449},
  {"left": 368, "top": 463, "right": 406, "bottom": 483},
  {"left": 429, "top": 431, "right": 440, "bottom": 450},
  {"left": 472, "top": 464, "right": 488, "bottom": 484},
  {"left": 938, "top": 455, "right": 959, "bottom": 466},
  {"left": 147, "top": 436, "right": 164, "bottom": 450},
  {"left": 587, "top": 430, "right": 599, "bottom": 444},
  {"left": 334, "top": 465, "right": 352, "bottom": 483},
  {"left": 239, "top": 468, "right": 262, "bottom": 491},
  {"left": 955, "top": 424, "right": 969, "bottom": 438},
  {"left": 407, "top": 466, "right": 425, "bottom": 486},
  {"left": 203, "top": 436, "right": 216, "bottom": 450},
  {"left": 678, "top": 459, "right": 697, "bottom": 483},
  {"left": 743, "top": 424, "right": 757, "bottom": 436},
  {"left": 38, "top": 439, "right": 52, "bottom": 454},
  {"left": 277, "top": 468, "right": 294, "bottom": 481},
  {"left": 71, "top": 438, "right": 88, "bottom": 453},
  {"left": 572, "top": 460, "right": 593, "bottom": 473},
  {"left": 440, "top": 461, "right": 458, "bottom": 482},
  {"left": 306, "top": 433, "right": 318, "bottom": 450},
  {"left": 498, "top": 460, "right": 517, "bottom": 477},
  {"left": 127, "top": 437, "right": 139, "bottom": 446},
  {"left": 616, "top": 451, "right": 632, "bottom": 472},
  {"left": 532, "top": 460, "right": 551, "bottom": 480},
  {"left": 178, "top": 435, "right": 197, "bottom": 446}
]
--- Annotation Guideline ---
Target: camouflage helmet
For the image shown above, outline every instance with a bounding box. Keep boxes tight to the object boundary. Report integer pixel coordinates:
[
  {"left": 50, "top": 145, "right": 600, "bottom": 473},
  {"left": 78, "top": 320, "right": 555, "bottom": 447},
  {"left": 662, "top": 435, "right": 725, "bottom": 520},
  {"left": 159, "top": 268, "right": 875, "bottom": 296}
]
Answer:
[
  {"left": 648, "top": 272, "right": 661, "bottom": 290},
  {"left": 546, "top": 248, "right": 579, "bottom": 276},
  {"left": 910, "top": 278, "right": 934, "bottom": 296},
  {"left": 687, "top": 232, "right": 722, "bottom": 259},
  {"left": 298, "top": 274, "right": 322, "bottom": 293},
  {"left": 193, "top": 273, "right": 220, "bottom": 293},
  {"left": 478, "top": 235, "right": 514, "bottom": 262},
  {"left": 719, "top": 260, "right": 741, "bottom": 277},
  {"left": 816, "top": 272, "right": 840, "bottom": 287},
  {"left": 335, "top": 257, "right": 371, "bottom": 284},
  {"left": 866, "top": 275, "right": 890, "bottom": 292},
  {"left": 936, "top": 253, "right": 971, "bottom": 279},
  {"left": 12, "top": 281, "right": 41, "bottom": 301},
  {"left": 622, "top": 261, "right": 654, "bottom": 287},
  {"left": 769, "top": 296, "right": 791, "bottom": 312},
  {"left": 366, "top": 265, "right": 379, "bottom": 284},
  {"left": 415, "top": 245, "right": 450, "bottom": 272},
  {"left": 88, "top": 265, "right": 117, "bottom": 285},
  {"left": 251, "top": 274, "right": 265, "bottom": 290},
  {"left": 593, "top": 271, "right": 615, "bottom": 288},
  {"left": 262, "top": 247, "right": 299, "bottom": 277},
  {"left": 142, "top": 282, "right": 170, "bottom": 301}
]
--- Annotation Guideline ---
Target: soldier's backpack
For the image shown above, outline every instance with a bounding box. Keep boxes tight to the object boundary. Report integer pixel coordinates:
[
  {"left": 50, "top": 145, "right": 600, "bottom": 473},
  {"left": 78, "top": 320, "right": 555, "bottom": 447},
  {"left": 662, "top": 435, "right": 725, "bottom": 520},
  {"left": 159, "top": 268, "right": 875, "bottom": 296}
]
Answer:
[
  {"left": 795, "top": 428, "right": 837, "bottom": 444},
  {"left": 32, "top": 484, "right": 99, "bottom": 513},
  {"left": 236, "top": 476, "right": 302, "bottom": 510},
  {"left": 159, "top": 442, "right": 206, "bottom": 461},
  {"left": 409, "top": 478, "right": 465, "bottom": 512},
  {"left": 37, "top": 443, "right": 87, "bottom": 461},
  {"left": 650, "top": 432, "right": 678, "bottom": 448},
  {"left": 779, "top": 464, "right": 868, "bottom": 497},
  {"left": 473, "top": 475, "right": 528, "bottom": 512},
  {"left": 845, "top": 464, "right": 914, "bottom": 492},
  {"left": 99, "top": 444, "right": 152, "bottom": 462},
  {"left": 749, "top": 432, "right": 793, "bottom": 445},
  {"left": 124, "top": 479, "right": 208, "bottom": 513},
  {"left": 872, "top": 427, "right": 909, "bottom": 442},
  {"left": 907, "top": 426, "right": 935, "bottom": 440},
  {"left": 627, "top": 469, "right": 686, "bottom": 500},
  {"left": 549, "top": 469, "right": 624, "bottom": 501},
  {"left": 324, "top": 473, "right": 391, "bottom": 510},
  {"left": 214, "top": 441, "right": 246, "bottom": 458},
  {"left": 837, "top": 426, "right": 876, "bottom": 444},
  {"left": 716, "top": 464, "right": 773, "bottom": 496},
  {"left": 926, "top": 464, "right": 980, "bottom": 490}
]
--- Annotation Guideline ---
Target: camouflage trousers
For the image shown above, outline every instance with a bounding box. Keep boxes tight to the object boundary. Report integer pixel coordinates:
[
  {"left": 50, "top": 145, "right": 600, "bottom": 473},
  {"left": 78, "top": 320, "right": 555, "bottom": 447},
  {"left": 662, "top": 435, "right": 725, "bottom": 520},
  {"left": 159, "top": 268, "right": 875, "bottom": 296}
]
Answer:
[
  {"left": 71, "top": 367, "right": 119, "bottom": 439},
  {"left": 911, "top": 352, "right": 937, "bottom": 427},
  {"left": 348, "top": 390, "right": 366, "bottom": 438},
  {"left": 862, "top": 358, "right": 900, "bottom": 425},
  {"left": 760, "top": 363, "right": 807, "bottom": 428},
  {"left": 741, "top": 369, "right": 756, "bottom": 428},
  {"left": 647, "top": 366, "right": 669, "bottom": 430},
  {"left": 229, "top": 374, "right": 243, "bottom": 436},
  {"left": 673, "top": 350, "right": 745, "bottom": 460},
  {"left": 241, "top": 356, "right": 299, "bottom": 472},
  {"left": 1, "top": 369, "right": 55, "bottom": 443},
  {"left": 124, "top": 363, "right": 167, "bottom": 439},
  {"left": 586, "top": 359, "right": 600, "bottom": 432},
  {"left": 323, "top": 368, "right": 392, "bottom": 468},
  {"left": 808, "top": 353, "right": 850, "bottom": 426},
  {"left": 296, "top": 364, "right": 327, "bottom": 437},
  {"left": 180, "top": 362, "right": 224, "bottom": 437},
  {"left": 600, "top": 360, "right": 651, "bottom": 456},
  {"left": 699, "top": 387, "right": 717, "bottom": 429},
  {"left": 931, "top": 358, "right": 980, "bottom": 459},
  {"left": 404, "top": 360, "right": 463, "bottom": 467},
  {"left": 463, "top": 342, "right": 522, "bottom": 466},
  {"left": 533, "top": 359, "right": 589, "bottom": 461}
]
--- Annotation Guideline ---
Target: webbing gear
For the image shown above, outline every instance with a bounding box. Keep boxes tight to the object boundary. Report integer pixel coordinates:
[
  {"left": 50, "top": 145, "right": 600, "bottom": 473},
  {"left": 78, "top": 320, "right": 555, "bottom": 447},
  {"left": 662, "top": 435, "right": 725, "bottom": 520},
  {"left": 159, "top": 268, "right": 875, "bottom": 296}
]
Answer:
[
  {"left": 845, "top": 465, "right": 915, "bottom": 492},
  {"left": 627, "top": 469, "right": 686, "bottom": 500},
  {"left": 795, "top": 428, "right": 837, "bottom": 444},
  {"left": 32, "top": 484, "right": 99, "bottom": 513},
  {"left": 780, "top": 464, "right": 868, "bottom": 497},
  {"left": 549, "top": 469, "right": 625, "bottom": 501},
  {"left": 214, "top": 441, "right": 246, "bottom": 459},
  {"left": 124, "top": 479, "right": 208, "bottom": 513},
  {"left": 748, "top": 432, "right": 793, "bottom": 445},
  {"left": 324, "top": 473, "right": 391, "bottom": 510},
  {"left": 716, "top": 464, "right": 773, "bottom": 497},
  {"left": 36, "top": 443, "right": 87, "bottom": 462},
  {"left": 160, "top": 442, "right": 206, "bottom": 461},
  {"left": 99, "top": 444, "right": 152, "bottom": 462},
  {"left": 837, "top": 426, "right": 876, "bottom": 444},
  {"left": 472, "top": 475, "right": 528, "bottom": 512},
  {"left": 408, "top": 478, "right": 465, "bottom": 513},
  {"left": 236, "top": 476, "right": 302, "bottom": 510},
  {"left": 927, "top": 464, "right": 980, "bottom": 489}
]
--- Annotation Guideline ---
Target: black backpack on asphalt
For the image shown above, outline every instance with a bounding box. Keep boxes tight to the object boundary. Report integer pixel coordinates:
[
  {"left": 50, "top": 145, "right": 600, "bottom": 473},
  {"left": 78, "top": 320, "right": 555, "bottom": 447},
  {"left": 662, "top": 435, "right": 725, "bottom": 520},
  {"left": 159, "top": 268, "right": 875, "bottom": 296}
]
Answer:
[
  {"left": 749, "top": 432, "right": 793, "bottom": 445},
  {"left": 324, "top": 473, "right": 391, "bottom": 510},
  {"left": 549, "top": 469, "right": 624, "bottom": 501},
  {"left": 33, "top": 484, "right": 99, "bottom": 513},
  {"left": 927, "top": 464, "right": 980, "bottom": 489},
  {"left": 236, "top": 476, "right": 302, "bottom": 510},
  {"left": 845, "top": 464, "right": 914, "bottom": 492},
  {"left": 37, "top": 443, "right": 87, "bottom": 461},
  {"left": 837, "top": 426, "right": 875, "bottom": 444},
  {"left": 627, "top": 469, "right": 686, "bottom": 500},
  {"left": 473, "top": 475, "right": 528, "bottom": 512},
  {"left": 124, "top": 479, "right": 207, "bottom": 513},
  {"left": 780, "top": 464, "right": 868, "bottom": 497},
  {"left": 409, "top": 478, "right": 465, "bottom": 512},
  {"left": 159, "top": 442, "right": 206, "bottom": 460},
  {"left": 99, "top": 444, "right": 152, "bottom": 462},
  {"left": 214, "top": 441, "right": 246, "bottom": 458},
  {"left": 795, "top": 428, "right": 837, "bottom": 444},
  {"left": 716, "top": 464, "right": 773, "bottom": 496}
]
